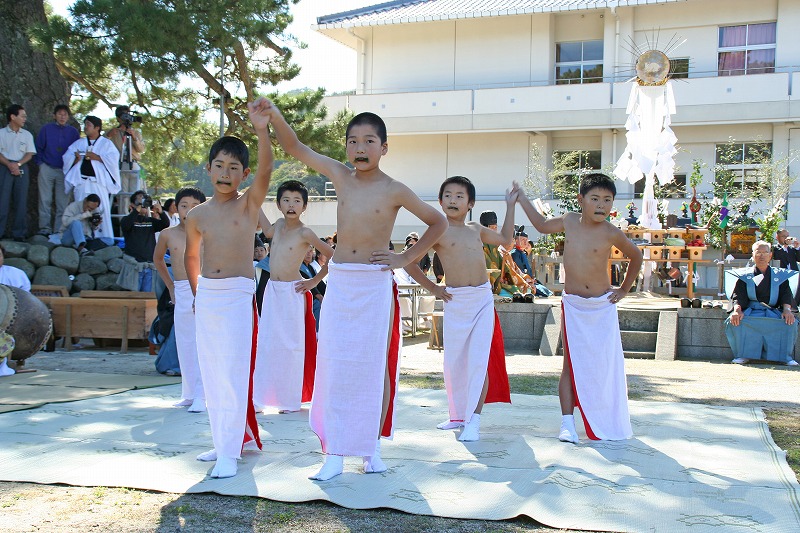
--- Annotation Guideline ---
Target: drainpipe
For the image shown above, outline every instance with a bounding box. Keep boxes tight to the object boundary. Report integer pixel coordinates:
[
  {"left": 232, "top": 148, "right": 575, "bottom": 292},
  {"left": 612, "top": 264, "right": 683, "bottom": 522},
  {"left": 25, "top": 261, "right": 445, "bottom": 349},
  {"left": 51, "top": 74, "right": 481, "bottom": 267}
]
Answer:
[
  {"left": 348, "top": 27, "right": 366, "bottom": 94},
  {"left": 612, "top": 6, "right": 620, "bottom": 84}
]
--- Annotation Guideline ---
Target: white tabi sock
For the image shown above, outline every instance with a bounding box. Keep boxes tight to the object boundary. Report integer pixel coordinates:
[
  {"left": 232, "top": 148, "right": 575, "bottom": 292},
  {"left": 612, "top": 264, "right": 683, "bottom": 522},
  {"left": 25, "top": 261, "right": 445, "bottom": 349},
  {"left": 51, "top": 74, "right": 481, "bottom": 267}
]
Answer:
[
  {"left": 436, "top": 420, "right": 464, "bottom": 430},
  {"left": 210, "top": 456, "right": 238, "bottom": 478},
  {"left": 309, "top": 454, "right": 344, "bottom": 481},
  {"left": 458, "top": 413, "right": 481, "bottom": 442},
  {"left": 196, "top": 449, "right": 217, "bottom": 462},
  {"left": 0, "top": 359, "right": 15, "bottom": 377},
  {"left": 187, "top": 398, "right": 206, "bottom": 413},
  {"left": 558, "top": 414, "right": 580, "bottom": 444},
  {"left": 173, "top": 399, "right": 192, "bottom": 407},
  {"left": 363, "top": 439, "right": 387, "bottom": 473}
]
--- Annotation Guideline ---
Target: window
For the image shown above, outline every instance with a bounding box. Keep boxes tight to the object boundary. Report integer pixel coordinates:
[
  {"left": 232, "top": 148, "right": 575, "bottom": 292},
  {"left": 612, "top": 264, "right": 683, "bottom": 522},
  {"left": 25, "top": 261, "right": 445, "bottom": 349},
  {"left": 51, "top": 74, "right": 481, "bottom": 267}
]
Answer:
[
  {"left": 669, "top": 58, "right": 689, "bottom": 79},
  {"left": 715, "top": 142, "right": 772, "bottom": 192},
  {"left": 718, "top": 23, "right": 776, "bottom": 76},
  {"left": 634, "top": 174, "right": 686, "bottom": 199},
  {"left": 550, "top": 150, "right": 602, "bottom": 200},
  {"left": 555, "top": 40, "right": 603, "bottom": 84}
]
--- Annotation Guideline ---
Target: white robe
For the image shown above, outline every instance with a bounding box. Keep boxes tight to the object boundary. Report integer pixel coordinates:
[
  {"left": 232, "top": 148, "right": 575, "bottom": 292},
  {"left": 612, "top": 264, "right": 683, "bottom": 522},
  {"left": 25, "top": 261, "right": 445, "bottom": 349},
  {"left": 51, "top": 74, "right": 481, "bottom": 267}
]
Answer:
[
  {"left": 0, "top": 266, "right": 31, "bottom": 292},
  {"left": 62, "top": 136, "right": 121, "bottom": 241},
  {"left": 173, "top": 280, "right": 203, "bottom": 402}
]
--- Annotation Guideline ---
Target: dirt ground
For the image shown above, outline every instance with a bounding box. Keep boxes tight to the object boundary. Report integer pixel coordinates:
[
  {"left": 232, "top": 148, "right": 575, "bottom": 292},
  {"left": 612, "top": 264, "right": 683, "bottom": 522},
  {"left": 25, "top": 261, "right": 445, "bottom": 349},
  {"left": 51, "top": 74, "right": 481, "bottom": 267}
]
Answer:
[{"left": 1, "top": 335, "right": 798, "bottom": 532}]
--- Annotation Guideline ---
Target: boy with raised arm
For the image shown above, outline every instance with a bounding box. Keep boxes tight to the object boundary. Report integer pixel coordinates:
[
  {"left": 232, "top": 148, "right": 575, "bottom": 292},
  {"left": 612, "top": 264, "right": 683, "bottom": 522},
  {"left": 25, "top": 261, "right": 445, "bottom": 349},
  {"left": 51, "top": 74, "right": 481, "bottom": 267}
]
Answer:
[
  {"left": 404, "top": 176, "right": 513, "bottom": 442},
  {"left": 268, "top": 102, "right": 447, "bottom": 481},
  {"left": 516, "top": 173, "right": 641, "bottom": 444},
  {"left": 183, "top": 98, "right": 273, "bottom": 478},
  {"left": 153, "top": 186, "right": 207, "bottom": 413},
  {"left": 253, "top": 180, "right": 334, "bottom": 414}
]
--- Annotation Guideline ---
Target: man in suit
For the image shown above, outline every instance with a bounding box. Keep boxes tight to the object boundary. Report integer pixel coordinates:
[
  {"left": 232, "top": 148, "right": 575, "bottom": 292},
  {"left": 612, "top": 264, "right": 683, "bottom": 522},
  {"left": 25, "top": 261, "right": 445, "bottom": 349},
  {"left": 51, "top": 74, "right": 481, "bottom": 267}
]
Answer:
[{"left": 773, "top": 229, "right": 797, "bottom": 270}]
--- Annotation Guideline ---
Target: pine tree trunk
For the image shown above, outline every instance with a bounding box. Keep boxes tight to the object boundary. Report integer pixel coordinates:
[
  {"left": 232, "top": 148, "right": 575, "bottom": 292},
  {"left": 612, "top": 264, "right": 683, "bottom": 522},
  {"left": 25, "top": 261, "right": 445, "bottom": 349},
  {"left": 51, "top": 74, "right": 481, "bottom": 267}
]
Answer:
[{"left": 0, "top": 0, "right": 71, "bottom": 237}]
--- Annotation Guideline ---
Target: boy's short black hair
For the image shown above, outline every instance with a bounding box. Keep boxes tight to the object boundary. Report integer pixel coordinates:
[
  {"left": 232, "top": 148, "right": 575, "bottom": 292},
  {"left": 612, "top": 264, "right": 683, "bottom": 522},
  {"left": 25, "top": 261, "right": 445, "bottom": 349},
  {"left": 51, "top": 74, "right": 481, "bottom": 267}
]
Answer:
[
  {"left": 479, "top": 211, "right": 498, "bottom": 227},
  {"left": 84, "top": 116, "right": 102, "bottom": 130},
  {"left": 276, "top": 179, "right": 308, "bottom": 206},
  {"left": 5, "top": 104, "right": 23, "bottom": 122},
  {"left": 346, "top": 112, "right": 387, "bottom": 144},
  {"left": 208, "top": 136, "right": 249, "bottom": 169},
  {"left": 175, "top": 186, "right": 206, "bottom": 205},
  {"left": 84, "top": 193, "right": 101, "bottom": 204},
  {"left": 162, "top": 198, "right": 175, "bottom": 212},
  {"left": 130, "top": 190, "right": 146, "bottom": 203},
  {"left": 579, "top": 172, "right": 617, "bottom": 198},
  {"left": 439, "top": 175, "right": 476, "bottom": 203},
  {"left": 53, "top": 104, "right": 70, "bottom": 115}
]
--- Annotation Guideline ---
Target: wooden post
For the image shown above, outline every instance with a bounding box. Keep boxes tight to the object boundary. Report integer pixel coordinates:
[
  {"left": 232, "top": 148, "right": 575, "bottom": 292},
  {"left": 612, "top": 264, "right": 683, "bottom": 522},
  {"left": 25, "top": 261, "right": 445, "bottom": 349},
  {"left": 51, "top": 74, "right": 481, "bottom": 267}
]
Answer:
[
  {"left": 65, "top": 304, "right": 72, "bottom": 352},
  {"left": 120, "top": 306, "right": 129, "bottom": 354}
]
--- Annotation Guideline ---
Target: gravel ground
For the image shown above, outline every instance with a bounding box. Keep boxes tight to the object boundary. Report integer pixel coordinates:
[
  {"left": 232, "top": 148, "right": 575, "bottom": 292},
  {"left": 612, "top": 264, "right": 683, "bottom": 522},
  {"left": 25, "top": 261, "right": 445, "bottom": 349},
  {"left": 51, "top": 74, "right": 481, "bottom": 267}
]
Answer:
[{"left": 1, "top": 335, "right": 798, "bottom": 532}]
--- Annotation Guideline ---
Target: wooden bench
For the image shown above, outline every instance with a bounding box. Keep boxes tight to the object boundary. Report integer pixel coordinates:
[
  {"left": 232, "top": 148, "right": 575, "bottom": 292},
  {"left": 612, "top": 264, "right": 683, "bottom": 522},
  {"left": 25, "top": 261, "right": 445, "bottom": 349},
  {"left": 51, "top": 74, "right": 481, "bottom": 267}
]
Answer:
[{"left": 34, "top": 288, "right": 157, "bottom": 354}]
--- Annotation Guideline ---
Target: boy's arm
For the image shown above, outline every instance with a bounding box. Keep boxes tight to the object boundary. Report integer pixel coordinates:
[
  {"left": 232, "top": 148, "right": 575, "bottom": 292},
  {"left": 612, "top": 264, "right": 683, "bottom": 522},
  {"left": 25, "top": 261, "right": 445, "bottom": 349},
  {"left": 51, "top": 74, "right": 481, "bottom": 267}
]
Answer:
[
  {"left": 404, "top": 261, "right": 452, "bottom": 302},
  {"left": 295, "top": 228, "right": 335, "bottom": 292},
  {"left": 266, "top": 99, "right": 350, "bottom": 187},
  {"left": 517, "top": 190, "right": 565, "bottom": 235},
  {"left": 258, "top": 208, "right": 275, "bottom": 239},
  {"left": 370, "top": 184, "right": 447, "bottom": 270},
  {"left": 152, "top": 231, "right": 174, "bottom": 302},
  {"left": 245, "top": 98, "right": 274, "bottom": 210},
  {"left": 608, "top": 228, "right": 643, "bottom": 303},
  {"left": 482, "top": 186, "right": 518, "bottom": 246},
  {"left": 184, "top": 212, "right": 202, "bottom": 296}
]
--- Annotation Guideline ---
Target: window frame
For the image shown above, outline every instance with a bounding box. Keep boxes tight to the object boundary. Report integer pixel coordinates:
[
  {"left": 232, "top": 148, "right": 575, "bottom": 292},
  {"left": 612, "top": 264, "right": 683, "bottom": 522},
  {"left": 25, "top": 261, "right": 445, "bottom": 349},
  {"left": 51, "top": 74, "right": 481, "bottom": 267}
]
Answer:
[
  {"left": 555, "top": 40, "right": 604, "bottom": 85},
  {"left": 714, "top": 142, "right": 773, "bottom": 193},
  {"left": 717, "top": 22, "right": 776, "bottom": 76}
]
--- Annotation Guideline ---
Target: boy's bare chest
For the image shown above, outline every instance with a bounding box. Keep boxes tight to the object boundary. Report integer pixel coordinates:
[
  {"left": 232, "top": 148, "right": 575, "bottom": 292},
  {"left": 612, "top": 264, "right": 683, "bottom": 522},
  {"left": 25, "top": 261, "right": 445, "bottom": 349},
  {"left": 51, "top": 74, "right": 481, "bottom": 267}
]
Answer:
[{"left": 272, "top": 225, "right": 306, "bottom": 258}]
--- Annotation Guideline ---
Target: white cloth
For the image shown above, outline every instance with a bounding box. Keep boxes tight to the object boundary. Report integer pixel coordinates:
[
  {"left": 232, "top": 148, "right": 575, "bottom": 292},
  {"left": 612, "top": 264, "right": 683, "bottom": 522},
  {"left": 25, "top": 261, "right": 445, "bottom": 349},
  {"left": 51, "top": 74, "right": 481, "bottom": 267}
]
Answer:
[
  {"left": 309, "top": 260, "right": 400, "bottom": 456},
  {"left": 62, "top": 136, "right": 120, "bottom": 240},
  {"left": 174, "top": 280, "right": 203, "bottom": 402},
  {"left": 0, "top": 266, "right": 31, "bottom": 292},
  {"left": 561, "top": 293, "right": 632, "bottom": 440},
  {"left": 253, "top": 280, "right": 307, "bottom": 411},
  {"left": 442, "top": 282, "right": 495, "bottom": 423},
  {"left": 195, "top": 276, "right": 259, "bottom": 459}
]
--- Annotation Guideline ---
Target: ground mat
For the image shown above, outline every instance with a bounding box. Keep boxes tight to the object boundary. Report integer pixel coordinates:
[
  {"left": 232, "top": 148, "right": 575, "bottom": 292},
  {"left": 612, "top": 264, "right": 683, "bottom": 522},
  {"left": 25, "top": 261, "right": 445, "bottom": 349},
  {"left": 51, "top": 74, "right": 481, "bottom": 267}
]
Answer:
[
  {"left": 0, "top": 385, "right": 797, "bottom": 532},
  {"left": 0, "top": 370, "right": 180, "bottom": 413}
]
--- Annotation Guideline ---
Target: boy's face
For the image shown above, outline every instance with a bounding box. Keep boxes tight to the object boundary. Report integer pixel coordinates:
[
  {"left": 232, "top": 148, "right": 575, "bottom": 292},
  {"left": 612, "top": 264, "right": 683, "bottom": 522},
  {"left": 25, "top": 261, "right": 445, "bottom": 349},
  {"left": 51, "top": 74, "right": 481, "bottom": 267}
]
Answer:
[
  {"left": 577, "top": 187, "right": 614, "bottom": 222},
  {"left": 254, "top": 245, "right": 267, "bottom": 261},
  {"left": 346, "top": 124, "right": 387, "bottom": 171},
  {"left": 439, "top": 184, "right": 474, "bottom": 218},
  {"left": 177, "top": 196, "right": 202, "bottom": 222},
  {"left": 207, "top": 150, "right": 250, "bottom": 194},
  {"left": 278, "top": 190, "right": 306, "bottom": 218}
]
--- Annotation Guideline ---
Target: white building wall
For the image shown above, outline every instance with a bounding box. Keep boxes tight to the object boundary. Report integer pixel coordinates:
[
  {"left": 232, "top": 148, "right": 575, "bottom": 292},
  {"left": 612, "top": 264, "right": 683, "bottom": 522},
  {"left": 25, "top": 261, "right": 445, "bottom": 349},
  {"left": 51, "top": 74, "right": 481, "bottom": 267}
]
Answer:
[{"left": 454, "top": 16, "right": 533, "bottom": 87}]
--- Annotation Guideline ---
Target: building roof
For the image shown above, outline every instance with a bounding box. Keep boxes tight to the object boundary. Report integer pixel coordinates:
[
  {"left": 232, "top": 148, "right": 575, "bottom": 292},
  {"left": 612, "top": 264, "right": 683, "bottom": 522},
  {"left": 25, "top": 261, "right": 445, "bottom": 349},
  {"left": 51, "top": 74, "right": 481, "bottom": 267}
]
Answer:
[{"left": 316, "top": 0, "right": 687, "bottom": 29}]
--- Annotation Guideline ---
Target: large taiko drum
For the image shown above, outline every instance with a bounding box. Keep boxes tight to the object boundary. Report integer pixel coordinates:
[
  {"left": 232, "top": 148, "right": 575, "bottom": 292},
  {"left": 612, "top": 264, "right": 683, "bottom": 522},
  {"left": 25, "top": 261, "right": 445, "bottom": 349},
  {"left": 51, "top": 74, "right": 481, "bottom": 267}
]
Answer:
[{"left": 0, "top": 284, "right": 52, "bottom": 363}]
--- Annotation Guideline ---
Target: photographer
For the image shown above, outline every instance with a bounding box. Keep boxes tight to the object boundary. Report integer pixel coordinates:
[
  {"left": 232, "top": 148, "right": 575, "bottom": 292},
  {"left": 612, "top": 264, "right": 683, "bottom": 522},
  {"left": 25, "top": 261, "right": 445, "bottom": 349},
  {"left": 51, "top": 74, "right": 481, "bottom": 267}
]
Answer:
[
  {"left": 105, "top": 105, "right": 145, "bottom": 215},
  {"left": 119, "top": 190, "right": 169, "bottom": 292},
  {"left": 58, "top": 194, "right": 112, "bottom": 256}
]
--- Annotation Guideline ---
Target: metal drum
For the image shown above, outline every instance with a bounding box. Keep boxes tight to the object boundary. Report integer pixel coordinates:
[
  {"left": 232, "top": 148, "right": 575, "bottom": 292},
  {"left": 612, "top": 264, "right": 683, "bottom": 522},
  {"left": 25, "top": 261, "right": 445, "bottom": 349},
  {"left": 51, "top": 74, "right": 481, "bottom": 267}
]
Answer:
[{"left": 0, "top": 284, "right": 52, "bottom": 363}]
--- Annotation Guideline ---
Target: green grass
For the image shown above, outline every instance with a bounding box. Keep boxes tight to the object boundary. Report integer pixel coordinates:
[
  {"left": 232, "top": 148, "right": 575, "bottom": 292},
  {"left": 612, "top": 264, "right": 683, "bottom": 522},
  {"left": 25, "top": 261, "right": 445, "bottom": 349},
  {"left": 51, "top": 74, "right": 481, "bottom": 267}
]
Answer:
[{"left": 765, "top": 409, "right": 800, "bottom": 480}]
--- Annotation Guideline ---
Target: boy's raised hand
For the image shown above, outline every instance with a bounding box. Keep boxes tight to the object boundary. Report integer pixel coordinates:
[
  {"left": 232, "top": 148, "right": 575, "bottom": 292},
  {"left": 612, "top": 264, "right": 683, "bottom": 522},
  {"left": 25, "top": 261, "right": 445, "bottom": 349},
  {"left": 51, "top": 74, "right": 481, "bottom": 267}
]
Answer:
[
  {"left": 505, "top": 183, "right": 519, "bottom": 205},
  {"left": 247, "top": 97, "right": 273, "bottom": 131}
]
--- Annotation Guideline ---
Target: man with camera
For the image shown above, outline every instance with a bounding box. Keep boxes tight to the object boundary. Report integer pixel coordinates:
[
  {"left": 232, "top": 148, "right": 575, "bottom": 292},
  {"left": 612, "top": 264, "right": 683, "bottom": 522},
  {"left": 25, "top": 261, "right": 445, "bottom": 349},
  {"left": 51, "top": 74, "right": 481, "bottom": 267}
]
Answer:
[
  {"left": 119, "top": 190, "right": 169, "bottom": 292},
  {"left": 105, "top": 105, "right": 145, "bottom": 215},
  {"left": 58, "top": 193, "right": 112, "bottom": 256}
]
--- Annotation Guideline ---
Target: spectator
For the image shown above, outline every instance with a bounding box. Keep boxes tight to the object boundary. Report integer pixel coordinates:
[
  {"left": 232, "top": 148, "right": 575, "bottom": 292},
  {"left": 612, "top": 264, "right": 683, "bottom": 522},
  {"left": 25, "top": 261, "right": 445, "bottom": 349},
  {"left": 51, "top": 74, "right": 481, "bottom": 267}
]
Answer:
[
  {"left": 324, "top": 234, "right": 335, "bottom": 248},
  {"left": 254, "top": 238, "right": 268, "bottom": 264},
  {"left": 773, "top": 229, "right": 798, "bottom": 270},
  {"left": 254, "top": 236, "right": 270, "bottom": 315},
  {"left": 511, "top": 226, "right": 532, "bottom": 276},
  {"left": 119, "top": 190, "right": 169, "bottom": 291},
  {"left": 105, "top": 105, "right": 145, "bottom": 215},
  {"left": 58, "top": 193, "right": 112, "bottom": 256},
  {"left": 405, "top": 231, "right": 432, "bottom": 274},
  {"left": 299, "top": 246, "right": 324, "bottom": 329},
  {"left": 432, "top": 251, "right": 444, "bottom": 283},
  {"left": 162, "top": 198, "right": 180, "bottom": 227},
  {"left": 0, "top": 104, "right": 36, "bottom": 241},
  {"left": 63, "top": 116, "right": 121, "bottom": 243},
  {"left": 0, "top": 243, "right": 31, "bottom": 291},
  {"left": 35, "top": 105, "right": 80, "bottom": 236}
]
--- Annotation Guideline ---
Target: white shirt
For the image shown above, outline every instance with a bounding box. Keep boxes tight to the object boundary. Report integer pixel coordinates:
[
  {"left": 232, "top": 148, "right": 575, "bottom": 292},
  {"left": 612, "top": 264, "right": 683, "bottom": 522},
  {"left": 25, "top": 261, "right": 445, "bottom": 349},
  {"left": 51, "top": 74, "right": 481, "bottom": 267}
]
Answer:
[
  {"left": 0, "top": 265, "right": 31, "bottom": 291},
  {"left": 0, "top": 126, "right": 36, "bottom": 161}
]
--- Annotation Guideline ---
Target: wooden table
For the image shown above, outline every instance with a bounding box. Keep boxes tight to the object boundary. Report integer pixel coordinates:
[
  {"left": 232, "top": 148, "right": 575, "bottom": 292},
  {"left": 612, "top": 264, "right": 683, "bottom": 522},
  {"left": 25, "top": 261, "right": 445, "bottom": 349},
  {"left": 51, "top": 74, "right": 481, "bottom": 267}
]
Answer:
[{"left": 608, "top": 258, "right": 713, "bottom": 298}]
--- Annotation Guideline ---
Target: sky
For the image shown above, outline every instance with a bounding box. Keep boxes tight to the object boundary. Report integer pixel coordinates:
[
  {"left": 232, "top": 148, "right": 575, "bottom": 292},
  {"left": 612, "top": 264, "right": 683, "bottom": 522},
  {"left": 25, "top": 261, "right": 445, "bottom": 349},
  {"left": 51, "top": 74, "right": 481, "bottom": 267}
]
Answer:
[{"left": 48, "top": 0, "right": 377, "bottom": 95}]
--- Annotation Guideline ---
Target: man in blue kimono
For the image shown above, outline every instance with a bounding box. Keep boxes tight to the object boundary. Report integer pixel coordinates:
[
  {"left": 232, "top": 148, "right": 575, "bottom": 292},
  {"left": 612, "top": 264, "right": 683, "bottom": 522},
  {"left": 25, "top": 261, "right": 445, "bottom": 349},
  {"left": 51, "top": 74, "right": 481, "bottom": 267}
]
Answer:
[{"left": 725, "top": 240, "right": 799, "bottom": 366}]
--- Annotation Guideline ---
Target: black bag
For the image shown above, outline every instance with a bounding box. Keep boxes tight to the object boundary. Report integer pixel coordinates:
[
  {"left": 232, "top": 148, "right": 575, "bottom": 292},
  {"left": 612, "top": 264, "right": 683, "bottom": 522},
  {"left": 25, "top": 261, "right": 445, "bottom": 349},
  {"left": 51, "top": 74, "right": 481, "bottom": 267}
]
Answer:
[{"left": 84, "top": 238, "right": 110, "bottom": 251}]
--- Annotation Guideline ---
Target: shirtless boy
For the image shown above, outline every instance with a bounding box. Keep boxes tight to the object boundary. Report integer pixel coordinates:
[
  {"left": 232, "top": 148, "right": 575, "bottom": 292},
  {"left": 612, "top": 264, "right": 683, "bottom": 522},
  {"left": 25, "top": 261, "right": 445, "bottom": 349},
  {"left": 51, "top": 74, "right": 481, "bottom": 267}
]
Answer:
[
  {"left": 517, "top": 173, "right": 641, "bottom": 443},
  {"left": 183, "top": 98, "right": 273, "bottom": 478},
  {"left": 253, "top": 180, "right": 334, "bottom": 413},
  {"left": 154, "top": 186, "right": 207, "bottom": 413},
  {"left": 268, "top": 101, "right": 447, "bottom": 480},
  {"left": 404, "top": 176, "right": 514, "bottom": 442}
]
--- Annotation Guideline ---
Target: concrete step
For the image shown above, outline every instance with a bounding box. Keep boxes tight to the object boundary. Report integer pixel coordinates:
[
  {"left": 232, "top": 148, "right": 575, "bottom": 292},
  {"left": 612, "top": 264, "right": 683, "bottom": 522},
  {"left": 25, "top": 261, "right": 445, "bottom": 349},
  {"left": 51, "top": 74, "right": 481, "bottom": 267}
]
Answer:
[
  {"left": 618, "top": 309, "right": 661, "bottom": 332},
  {"left": 624, "top": 350, "right": 656, "bottom": 359},
  {"left": 620, "top": 330, "right": 658, "bottom": 352}
]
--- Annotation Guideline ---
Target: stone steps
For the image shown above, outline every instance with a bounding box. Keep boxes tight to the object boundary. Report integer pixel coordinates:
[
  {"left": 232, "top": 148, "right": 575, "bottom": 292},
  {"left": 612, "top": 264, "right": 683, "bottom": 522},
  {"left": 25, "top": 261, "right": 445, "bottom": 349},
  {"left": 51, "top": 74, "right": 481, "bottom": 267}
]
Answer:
[{"left": 620, "top": 330, "right": 658, "bottom": 353}]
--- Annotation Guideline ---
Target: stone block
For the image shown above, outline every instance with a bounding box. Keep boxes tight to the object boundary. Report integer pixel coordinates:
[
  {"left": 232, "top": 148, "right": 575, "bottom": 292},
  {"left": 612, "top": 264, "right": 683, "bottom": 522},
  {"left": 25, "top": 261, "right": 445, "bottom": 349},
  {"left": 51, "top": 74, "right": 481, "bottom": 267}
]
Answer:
[
  {"left": 4, "top": 258, "right": 34, "bottom": 279},
  {"left": 32, "top": 265, "right": 72, "bottom": 292},
  {"left": 95, "top": 245, "right": 123, "bottom": 262},
  {"left": 78, "top": 256, "right": 108, "bottom": 276},
  {"left": 72, "top": 273, "right": 96, "bottom": 292},
  {"left": 95, "top": 273, "right": 121, "bottom": 291},
  {"left": 540, "top": 306, "right": 562, "bottom": 356},
  {"left": 50, "top": 246, "right": 80, "bottom": 274},
  {"left": 655, "top": 311, "right": 677, "bottom": 361},
  {"left": 107, "top": 257, "right": 125, "bottom": 273},
  {"left": 0, "top": 240, "right": 29, "bottom": 258},
  {"left": 618, "top": 309, "right": 660, "bottom": 332},
  {"left": 26, "top": 244, "right": 50, "bottom": 267}
]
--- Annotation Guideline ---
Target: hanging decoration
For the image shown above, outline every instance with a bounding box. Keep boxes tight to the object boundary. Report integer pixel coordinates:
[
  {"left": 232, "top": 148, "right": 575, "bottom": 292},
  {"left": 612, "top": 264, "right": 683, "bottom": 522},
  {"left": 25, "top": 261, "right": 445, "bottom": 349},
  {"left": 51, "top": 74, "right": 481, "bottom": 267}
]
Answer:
[{"left": 719, "top": 193, "right": 730, "bottom": 229}]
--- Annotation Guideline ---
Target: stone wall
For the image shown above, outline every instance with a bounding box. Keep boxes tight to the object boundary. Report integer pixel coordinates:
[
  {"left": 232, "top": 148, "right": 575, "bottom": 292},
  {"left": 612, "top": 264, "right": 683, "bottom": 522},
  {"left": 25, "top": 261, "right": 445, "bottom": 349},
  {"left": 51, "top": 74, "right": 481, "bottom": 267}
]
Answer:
[{"left": 1, "top": 236, "right": 127, "bottom": 294}]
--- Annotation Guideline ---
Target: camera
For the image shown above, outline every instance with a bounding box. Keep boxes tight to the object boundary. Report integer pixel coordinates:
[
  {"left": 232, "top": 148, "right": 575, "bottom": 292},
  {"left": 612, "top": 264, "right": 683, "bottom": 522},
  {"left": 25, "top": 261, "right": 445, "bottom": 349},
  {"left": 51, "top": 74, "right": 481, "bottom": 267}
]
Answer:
[
  {"left": 89, "top": 213, "right": 102, "bottom": 226},
  {"left": 119, "top": 112, "right": 143, "bottom": 128},
  {"left": 136, "top": 195, "right": 153, "bottom": 209}
]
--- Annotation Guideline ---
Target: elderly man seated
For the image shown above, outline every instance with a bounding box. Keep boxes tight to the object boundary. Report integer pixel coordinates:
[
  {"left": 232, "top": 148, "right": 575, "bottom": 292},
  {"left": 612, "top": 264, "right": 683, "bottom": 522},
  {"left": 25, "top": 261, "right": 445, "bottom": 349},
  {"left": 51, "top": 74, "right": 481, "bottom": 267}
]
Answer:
[{"left": 725, "top": 240, "right": 800, "bottom": 366}]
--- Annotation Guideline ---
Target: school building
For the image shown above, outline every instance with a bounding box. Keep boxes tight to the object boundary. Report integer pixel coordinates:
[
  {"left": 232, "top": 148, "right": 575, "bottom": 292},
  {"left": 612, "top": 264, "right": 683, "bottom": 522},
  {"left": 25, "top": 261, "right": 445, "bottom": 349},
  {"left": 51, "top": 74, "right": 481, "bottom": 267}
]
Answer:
[{"left": 274, "top": 0, "right": 800, "bottom": 242}]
